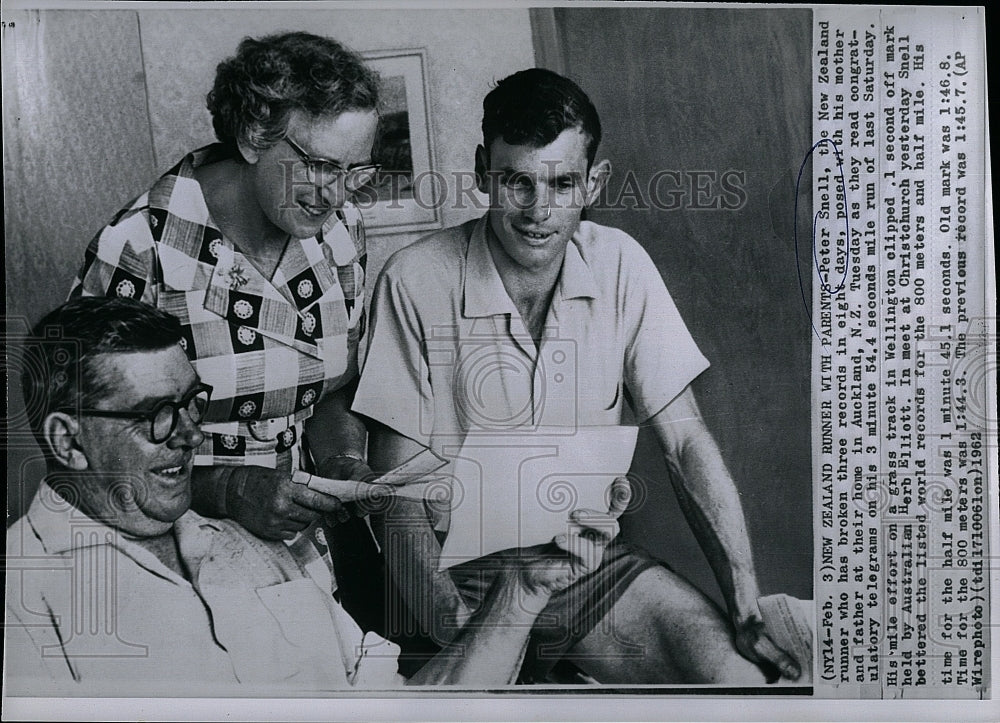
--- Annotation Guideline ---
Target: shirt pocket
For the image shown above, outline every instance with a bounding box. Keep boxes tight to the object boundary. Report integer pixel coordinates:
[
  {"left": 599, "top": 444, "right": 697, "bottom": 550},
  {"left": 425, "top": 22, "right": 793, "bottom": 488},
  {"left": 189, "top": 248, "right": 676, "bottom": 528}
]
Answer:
[
  {"left": 254, "top": 578, "right": 352, "bottom": 687},
  {"left": 575, "top": 366, "right": 626, "bottom": 426}
]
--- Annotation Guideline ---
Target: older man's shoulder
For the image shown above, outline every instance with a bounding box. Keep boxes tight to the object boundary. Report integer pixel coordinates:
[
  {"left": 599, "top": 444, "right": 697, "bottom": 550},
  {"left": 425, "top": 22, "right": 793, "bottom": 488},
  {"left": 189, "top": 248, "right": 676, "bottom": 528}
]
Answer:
[{"left": 5, "top": 512, "right": 40, "bottom": 558}]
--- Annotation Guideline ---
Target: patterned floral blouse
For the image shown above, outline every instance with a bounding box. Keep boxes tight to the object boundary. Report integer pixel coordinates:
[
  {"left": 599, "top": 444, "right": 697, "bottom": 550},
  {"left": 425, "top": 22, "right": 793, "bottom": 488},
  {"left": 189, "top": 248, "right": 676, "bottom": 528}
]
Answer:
[{"left": 70, "top": 144, "right": 367, "bottom": 474}]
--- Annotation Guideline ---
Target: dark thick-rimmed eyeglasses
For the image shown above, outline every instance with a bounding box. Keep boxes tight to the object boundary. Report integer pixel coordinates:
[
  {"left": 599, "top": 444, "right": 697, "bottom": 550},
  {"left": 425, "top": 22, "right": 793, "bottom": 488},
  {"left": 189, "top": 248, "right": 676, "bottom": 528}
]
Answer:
[
  {"left": 63, "top": 383, "right": 213, "bottom": 444},
  {"left": 282, "top": 136, "right": 380, "bottom": 193}
]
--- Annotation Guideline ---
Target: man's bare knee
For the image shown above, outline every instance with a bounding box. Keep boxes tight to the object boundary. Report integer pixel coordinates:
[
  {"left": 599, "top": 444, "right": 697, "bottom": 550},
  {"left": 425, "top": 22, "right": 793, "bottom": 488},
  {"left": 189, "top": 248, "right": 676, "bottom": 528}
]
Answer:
[{"left": 570, "top": 567, "right": 768, "bottom": 684}]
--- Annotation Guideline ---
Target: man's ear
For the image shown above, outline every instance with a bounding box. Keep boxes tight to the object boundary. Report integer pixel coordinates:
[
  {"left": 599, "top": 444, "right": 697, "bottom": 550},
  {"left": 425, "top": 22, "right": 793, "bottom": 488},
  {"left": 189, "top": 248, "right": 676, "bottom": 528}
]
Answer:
[
  {"left": 236, "top": 136, "right": 260, "bottom": 165},
  {"left": 43, "top": 413, "right": 89, "bottom": 471},
  {"left": 475, "top": 145, "right": 490, "bottom": 194},
  {"left": 584, "top": 158, "right": 612, "bottom": 207}
]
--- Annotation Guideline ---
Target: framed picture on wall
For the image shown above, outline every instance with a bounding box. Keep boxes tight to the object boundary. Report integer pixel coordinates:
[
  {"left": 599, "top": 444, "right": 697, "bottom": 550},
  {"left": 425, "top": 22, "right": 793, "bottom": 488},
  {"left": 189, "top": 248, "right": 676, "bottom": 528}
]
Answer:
[{"left": 360, "top": 48, "right": 441, "bottom": 236}]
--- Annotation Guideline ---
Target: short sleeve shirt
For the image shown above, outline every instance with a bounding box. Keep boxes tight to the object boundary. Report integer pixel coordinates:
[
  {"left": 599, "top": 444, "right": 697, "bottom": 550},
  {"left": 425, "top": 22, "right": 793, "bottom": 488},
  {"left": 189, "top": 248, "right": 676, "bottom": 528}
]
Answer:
[
  {"left": 354, "top": 213, "right": 709, "bottom": 456},
  {"left": 69, "top": 145, "right": 367, "bottom": 470}
]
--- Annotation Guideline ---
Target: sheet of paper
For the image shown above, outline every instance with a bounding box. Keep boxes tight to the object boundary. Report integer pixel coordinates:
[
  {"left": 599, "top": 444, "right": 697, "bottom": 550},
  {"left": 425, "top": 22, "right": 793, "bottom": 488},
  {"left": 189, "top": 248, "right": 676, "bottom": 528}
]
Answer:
[
  {"left": 757, "top": 594, "right": 814, "bottom": 682},
  {"left": 437, "top": 426, "right": 639, "bottom": 569},
  {"left": 292, "top": 448, "right": 447, "bottom": 502},
  {"left": 291, "top": 473, "right": 426, "bottom": 503},
  {"left": 372, "top": 447, "right": 448, "bottom": 486}
]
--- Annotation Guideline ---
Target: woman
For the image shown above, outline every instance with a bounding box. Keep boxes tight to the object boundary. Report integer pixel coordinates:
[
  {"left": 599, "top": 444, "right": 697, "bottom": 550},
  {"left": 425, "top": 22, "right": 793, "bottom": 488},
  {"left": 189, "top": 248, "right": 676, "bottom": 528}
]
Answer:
[{"left": 70, "top": 32, "right": 385, "bottom": 624}]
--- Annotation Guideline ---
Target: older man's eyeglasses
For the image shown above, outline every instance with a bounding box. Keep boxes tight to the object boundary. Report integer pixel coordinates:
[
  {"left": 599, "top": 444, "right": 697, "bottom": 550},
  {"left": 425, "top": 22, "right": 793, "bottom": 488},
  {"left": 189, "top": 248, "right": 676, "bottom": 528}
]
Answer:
[
  {"left": 283, "top": 136, "right": 380, "bottom": 193},
  {"left": 64, "top": 383, "right": 213, "bottom": 444}
]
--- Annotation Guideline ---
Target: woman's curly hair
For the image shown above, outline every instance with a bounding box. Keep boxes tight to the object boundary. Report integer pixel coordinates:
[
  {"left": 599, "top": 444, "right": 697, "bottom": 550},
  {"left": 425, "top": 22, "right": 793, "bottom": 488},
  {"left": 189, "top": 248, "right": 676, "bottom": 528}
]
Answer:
[{"left": 207, "top": 32, "right": 380, "bottom": 154}]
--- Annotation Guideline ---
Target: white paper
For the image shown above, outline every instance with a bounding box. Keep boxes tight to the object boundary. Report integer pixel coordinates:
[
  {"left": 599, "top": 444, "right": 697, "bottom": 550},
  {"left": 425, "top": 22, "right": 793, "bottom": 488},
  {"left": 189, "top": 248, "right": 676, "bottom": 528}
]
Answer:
[
  {"left": 757, "top": 594, "right": 814, "bottom": 682},
  {"left": 291, "top": 472, "right": 415, "bottom": 503},
  {"left": 372, "top": 447, "right": 448, "bottom": 486},
  {"left": 438, "top": 426, "right": 639, "bottom": 569},
  {"left": 293, "top": 448, "right": 447, "bottom": 502}
]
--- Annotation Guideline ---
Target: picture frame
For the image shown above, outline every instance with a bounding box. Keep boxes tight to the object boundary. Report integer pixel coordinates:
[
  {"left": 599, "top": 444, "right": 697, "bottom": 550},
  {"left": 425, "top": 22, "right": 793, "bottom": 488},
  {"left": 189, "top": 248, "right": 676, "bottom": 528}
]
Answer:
[{"left": 360, "top": 48, "right": 441, "bottom": 236}]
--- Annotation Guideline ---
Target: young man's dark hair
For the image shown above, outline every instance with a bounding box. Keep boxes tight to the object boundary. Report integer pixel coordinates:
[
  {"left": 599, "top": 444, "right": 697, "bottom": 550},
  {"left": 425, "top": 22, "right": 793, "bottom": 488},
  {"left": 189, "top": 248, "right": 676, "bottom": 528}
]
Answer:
[{"left": 481, "top": 67, "right": 603, "bottom": 166}]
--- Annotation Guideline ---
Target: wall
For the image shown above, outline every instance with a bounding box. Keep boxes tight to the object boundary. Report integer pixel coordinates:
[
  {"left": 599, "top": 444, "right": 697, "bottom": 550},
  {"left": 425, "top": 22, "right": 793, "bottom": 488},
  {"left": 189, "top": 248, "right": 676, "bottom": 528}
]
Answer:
[
  {"left": 3, "top": 10, "right": 158, "bottom": 326},
  {"left": 4, "top": 7, "right": 534, "bottom": 520},
  {"left": 3, "top": 10, "right": 159, "bottom": 520},
  {"left": 548, "top": 7, "right": 814, "bottom": 601},
  {"left": 138, "top": 8, "right": 533, "bottom": 275}
]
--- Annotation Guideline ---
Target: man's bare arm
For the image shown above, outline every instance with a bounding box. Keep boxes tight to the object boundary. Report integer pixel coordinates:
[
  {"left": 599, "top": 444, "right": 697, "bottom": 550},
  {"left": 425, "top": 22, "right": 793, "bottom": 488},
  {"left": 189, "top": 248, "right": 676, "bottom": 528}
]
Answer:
[
  {"left": 648, "top": 385, "right": 800, "bottom": 680},
  {"left": 368, "top": 423, "right": 472, "bottom": 645},
  {"left": 405, "top": 484, "right": 629, "bottom": 685}
]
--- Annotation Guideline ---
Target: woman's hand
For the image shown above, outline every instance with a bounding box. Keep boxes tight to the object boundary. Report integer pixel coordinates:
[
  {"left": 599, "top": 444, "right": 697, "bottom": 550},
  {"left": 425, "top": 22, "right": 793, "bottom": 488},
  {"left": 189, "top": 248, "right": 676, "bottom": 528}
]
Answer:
[{"left": 224, "top": 466, "right": 352, "bottom": 540}]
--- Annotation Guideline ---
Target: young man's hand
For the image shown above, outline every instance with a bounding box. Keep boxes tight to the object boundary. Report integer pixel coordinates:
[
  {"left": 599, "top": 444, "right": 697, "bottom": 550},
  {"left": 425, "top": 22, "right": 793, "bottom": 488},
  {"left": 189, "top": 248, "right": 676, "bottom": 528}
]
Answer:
[
  {"left": 503, "top": 476, "right": 631, "bottom": 609},
  {"left": 733, "top": 603, "right": 801, "bottom": 681}
]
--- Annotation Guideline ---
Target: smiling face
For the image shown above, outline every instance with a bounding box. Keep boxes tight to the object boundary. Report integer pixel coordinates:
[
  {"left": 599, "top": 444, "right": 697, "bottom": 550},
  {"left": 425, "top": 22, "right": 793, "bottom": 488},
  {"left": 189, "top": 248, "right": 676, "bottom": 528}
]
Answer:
[
  {"left": 72, "top": 346, "right": 205, "bottom": 537},
  {"left": 477, "top": 128, "right": 608, "bottom": 277},
  {"left": 242, "top": 108, "right": 379, "bottom": 240}
]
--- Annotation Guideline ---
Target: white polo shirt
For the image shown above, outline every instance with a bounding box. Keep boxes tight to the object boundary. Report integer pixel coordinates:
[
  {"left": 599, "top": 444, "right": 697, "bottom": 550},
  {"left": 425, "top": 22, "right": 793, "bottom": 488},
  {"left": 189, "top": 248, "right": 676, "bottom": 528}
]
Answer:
[{"left": 354, "top": 213, "right": 709, "bottom": 478}]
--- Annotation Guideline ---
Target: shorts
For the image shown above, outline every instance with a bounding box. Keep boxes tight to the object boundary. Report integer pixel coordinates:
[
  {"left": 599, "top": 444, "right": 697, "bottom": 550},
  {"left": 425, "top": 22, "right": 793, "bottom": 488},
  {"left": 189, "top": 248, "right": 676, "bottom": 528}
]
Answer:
[{"left": 448, "top": 540, "right": 662, "bottom": 682}]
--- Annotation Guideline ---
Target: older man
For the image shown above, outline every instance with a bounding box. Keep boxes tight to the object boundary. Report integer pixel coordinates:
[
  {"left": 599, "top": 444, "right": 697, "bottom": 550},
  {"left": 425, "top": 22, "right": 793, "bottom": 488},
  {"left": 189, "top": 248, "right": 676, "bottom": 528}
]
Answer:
[
  {"left": 355, "top": 68, "right": 803, "bottom": 684},
  {"left": 5, "top": 296, "right": 626, "bottom": 695}
]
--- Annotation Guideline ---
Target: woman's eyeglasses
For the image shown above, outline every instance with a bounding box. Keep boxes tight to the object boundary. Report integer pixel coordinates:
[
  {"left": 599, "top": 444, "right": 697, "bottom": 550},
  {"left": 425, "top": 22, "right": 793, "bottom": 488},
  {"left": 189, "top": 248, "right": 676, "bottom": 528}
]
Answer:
[{"left": 283, "top": 136, "right": 380, "bottom": 193}]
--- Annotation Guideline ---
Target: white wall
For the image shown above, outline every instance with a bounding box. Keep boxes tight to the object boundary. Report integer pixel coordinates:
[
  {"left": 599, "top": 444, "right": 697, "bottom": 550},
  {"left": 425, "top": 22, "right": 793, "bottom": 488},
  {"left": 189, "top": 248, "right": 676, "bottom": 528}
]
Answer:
[
  {"left": 3, "top": 10, "right": 157, "bottom": 327},
  {"left": 138, "top": 8, "right": 535, "bottom": 277}
]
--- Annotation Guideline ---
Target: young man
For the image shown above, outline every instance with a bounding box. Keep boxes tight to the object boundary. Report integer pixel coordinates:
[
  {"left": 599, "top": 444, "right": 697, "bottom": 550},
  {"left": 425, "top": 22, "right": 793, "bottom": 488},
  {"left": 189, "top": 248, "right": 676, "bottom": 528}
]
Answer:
[
  {"left": 5, "top": 296, "right": 626, "bottom": 695},
  {"left": 354, "top": 68, "right": 801, "bottom": 683}
]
